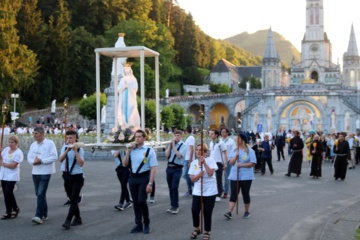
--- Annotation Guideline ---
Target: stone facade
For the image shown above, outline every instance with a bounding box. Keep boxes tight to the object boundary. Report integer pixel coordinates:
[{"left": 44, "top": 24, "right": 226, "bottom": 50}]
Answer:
[{"left": 169, "top": 0, "right": 360, "bottom": 134}]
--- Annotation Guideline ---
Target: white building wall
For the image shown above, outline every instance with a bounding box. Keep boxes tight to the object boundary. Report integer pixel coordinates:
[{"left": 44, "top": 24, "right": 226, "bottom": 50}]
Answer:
[{"left": 210, "top": 72, "right": 231, "bottom": 87}]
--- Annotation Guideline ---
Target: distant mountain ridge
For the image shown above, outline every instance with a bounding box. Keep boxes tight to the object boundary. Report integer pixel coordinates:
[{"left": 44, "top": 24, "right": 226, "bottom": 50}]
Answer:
[{"left": 224, "top": 30, "right": 301, "bottom": 66}]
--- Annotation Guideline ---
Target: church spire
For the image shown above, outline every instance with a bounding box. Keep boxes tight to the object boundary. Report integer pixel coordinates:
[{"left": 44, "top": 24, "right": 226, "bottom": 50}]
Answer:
[
  {"left": 263, "top": 27, "right": 278, "bottom": 59},
  {"left": 345, "top": 23, "right": 359, "bottom": 57}
]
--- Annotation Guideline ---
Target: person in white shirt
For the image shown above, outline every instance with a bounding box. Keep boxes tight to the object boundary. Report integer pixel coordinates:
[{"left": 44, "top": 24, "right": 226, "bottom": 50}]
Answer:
[
  {"left": 54, "top": 127, "right": 61, "bottom": 134},
  {"left": 209, "top": 129, "right": 227, "bottom": 202},
  {"left": 348, "top": 133, "right": 356, "bottom": 169},
  {"left": 220, "top": 128, "right": 236, "bottom": 199},
  {"left": 27, "top": 127, "right": 58, "bottom": 224},
  {"left": 188, "top": 143, "right": 218, "bottom": 240},
  {"left": 0, "top": 135, "right": 23, "bottom": 219},
  {"left": 3, "top": 125, "right": 10, "bottom": 135},
  {"left": 183, "top": 126, "right": 195, "bottom": 196}
]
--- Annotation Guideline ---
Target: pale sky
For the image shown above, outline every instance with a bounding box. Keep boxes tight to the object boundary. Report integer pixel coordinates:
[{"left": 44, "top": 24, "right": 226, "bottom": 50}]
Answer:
[{"left": 177, "top": 0, "right": 360, "bottom": 67}]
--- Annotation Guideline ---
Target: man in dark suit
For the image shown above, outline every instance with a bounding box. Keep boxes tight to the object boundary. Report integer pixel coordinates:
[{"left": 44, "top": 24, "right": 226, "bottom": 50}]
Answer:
[{"left": 275, "top": 128, "right": 286, "bottom": 161}]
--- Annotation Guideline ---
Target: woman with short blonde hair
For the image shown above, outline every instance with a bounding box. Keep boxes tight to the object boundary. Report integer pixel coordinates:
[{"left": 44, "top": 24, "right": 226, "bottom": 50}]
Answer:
[{"left": 0, "top": 136, "right": 24, "bottom": 219}]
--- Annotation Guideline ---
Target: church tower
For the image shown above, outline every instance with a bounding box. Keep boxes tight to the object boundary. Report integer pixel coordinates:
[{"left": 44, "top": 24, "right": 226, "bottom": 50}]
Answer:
[
  {"left": 262, "top": 27, "right": 281, "bottom": 88},
  {"left": 290, "top": 0, "right": 340, "bottom": 85},
  {"left": 343, "top": 24, "right": 360, "bottom": 88}
]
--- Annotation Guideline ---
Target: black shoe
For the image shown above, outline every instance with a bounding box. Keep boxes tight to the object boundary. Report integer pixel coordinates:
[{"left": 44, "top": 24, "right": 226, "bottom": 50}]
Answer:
[
  {"left": 277, "top": 160, "right": 280, "bottom": 161},
  {"left": 62, "top": 220, "right": 71, "bottom": 229},
  {"left": 224, "top": 212, "right": 232, "bottom": 219},
  {"left": 284, "top": 173, "right": 290, "bottom": 177},
  {"left": 77, "top": 194, "right": 83, "bottom": 204},
  {"left": 130, "top": 225, "right": 143, "bottom": 233},
  {"left": 12, "top": 208, "right": 20, "bottom": 218},
  {"left": 283, "top": 158, "right": 285, "bottom": 161},
  {"left": 71, "top": 217, "right": 82, "bottom": 226},
  {"left": 63, "top": 199, "right": 70, "bottom": 206},
  {"left": 271, "top": 171, "right": 274, "bottom": 175},
  {"left": 143, "top": 224, "right": 151, "bottom": 234},
  {"left": 261, "top": 173, "right": 265, "bottom": 175}
]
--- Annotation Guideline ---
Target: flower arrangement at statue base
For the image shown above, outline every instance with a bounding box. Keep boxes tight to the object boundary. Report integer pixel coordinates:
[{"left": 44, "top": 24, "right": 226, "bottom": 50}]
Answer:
[{"left": 107, "top": 126, "right": 135, "bottom": 144}]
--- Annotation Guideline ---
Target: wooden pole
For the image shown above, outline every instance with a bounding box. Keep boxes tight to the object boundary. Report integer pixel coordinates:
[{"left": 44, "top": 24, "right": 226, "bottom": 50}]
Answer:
[
  {"left": 236, "top": 112, "right": 242, "bottom": 215},
  {"left": 0, "top": 99, "right": 9, "bottom": 148},
  {"left": 199, "top": 104, "right": 205, "bottom": 233},
  {"left": 63, "top": 97, "right": 69, "bottom": 143}
]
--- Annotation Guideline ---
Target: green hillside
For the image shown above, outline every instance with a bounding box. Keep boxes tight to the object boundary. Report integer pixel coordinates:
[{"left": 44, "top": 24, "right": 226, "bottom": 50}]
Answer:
[{"left": 225, "top": 29, "right": 301, "bottom": 66}]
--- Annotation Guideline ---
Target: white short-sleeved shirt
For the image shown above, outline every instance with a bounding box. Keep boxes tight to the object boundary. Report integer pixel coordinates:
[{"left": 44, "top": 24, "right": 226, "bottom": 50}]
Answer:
[
  {"left": 188, "top": 157, "right": 218, "bottom": 196},
  {"left": 185, "top": 135, "right": 195, "bottom": 161},
  {"left": 209, "top": 140, "right": 226, "bottom": 163},
  {"left": 0, "top": 147, "right": 24, "bottom": 181},
  {"left": 221, "top": 137, "right": 236, "bottom": 158}
]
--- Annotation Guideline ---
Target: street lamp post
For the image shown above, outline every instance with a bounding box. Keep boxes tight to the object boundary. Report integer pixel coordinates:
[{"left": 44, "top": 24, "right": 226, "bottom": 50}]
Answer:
[{"left": 11, "top": 93, "right": 19, "bottom": 125}]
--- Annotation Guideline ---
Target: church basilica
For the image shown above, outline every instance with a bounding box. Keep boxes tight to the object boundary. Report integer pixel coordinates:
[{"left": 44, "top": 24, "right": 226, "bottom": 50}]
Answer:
[{"left": 210, "top": 0, "right": 360, "bottom": 133}]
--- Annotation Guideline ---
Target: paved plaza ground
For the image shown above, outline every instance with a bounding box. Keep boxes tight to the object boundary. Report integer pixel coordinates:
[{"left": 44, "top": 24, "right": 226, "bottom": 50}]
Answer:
[{"left": 1, "top": 150, "right": 360, "bottom": 240}]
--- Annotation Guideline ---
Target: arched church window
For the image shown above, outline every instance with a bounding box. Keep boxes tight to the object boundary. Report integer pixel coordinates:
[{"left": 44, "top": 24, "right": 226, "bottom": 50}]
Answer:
[
  {"left": 315, "top": 4, "right": 319, "bottom": 25},
  {"left": 350, "top": 69, "right": 355, "bottom": 86},
  {"left": 311, "top": 71, "right": 318, "bottom": 81}
]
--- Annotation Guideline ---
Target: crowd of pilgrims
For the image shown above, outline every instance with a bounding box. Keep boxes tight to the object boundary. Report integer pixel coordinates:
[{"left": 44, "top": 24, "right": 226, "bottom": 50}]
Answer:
[{"left": 0, "top": 124, "right": 357, "bottom": 240}]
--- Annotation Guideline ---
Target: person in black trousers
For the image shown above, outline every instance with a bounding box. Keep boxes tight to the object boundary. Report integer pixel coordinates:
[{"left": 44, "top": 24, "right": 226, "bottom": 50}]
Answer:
[
  {"left": 122, "top": 130, "right": 158, "bottom": 234},
  {"left": 59, "top": 130, "right": 85, "bottom": 229},
  {"left": 259, "top": 134, "right": 274, "bottom": 175},
  {"left": 275, "top": 128, "right": 286, "bottom": 161},
  {"left": 113, "top": 150, "right": 132, "bottom": 211}
]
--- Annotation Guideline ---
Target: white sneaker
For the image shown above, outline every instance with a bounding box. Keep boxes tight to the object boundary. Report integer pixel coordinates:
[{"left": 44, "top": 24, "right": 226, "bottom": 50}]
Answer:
[
  {"left": 215, "top": 197, "right": 221, "bottom": 202},
  {"left": 32, "top": 216, "right": 43, "bottom": 224},
  {"left": 171, "top": 207, "right": 179, "bottom": 214},
  {"left": 149, "top": 197, "right": 155, "bottom": 203}
]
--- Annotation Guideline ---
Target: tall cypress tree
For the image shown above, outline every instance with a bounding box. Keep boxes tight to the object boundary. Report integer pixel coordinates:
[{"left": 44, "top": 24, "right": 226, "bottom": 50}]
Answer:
[
  {"left": 17, "top": 0, "right": 48, "bottom": 107},
  {"left": 178, "top": 13, "right": 199, "bottom": 68},
  {"left": 0, "top": 0, "right": 38, "bottom": 98},
  {"left": 47, "top": 0, "right": 72, "bottom": 100}
]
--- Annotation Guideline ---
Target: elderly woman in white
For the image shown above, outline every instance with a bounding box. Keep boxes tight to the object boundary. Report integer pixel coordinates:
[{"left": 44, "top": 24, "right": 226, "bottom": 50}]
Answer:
[{"left": 0, "top": 135, "right": 23, "bottom": 219}]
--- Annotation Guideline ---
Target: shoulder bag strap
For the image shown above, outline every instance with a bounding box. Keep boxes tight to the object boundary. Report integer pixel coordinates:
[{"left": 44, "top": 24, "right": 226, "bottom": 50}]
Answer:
[
  {"left": 135, "top": 147, "right": 151, "bottom": 174},
  {"left": 170, "top": 143, "right": 183, "bottom": 163}
]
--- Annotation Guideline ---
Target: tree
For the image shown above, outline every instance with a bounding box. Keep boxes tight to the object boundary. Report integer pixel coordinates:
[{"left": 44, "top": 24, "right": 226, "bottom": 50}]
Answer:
[
  {"left": 239, "top": 76, "right": 261, "bottom": 90},
  {"left": 161, "top": 105, "right": 174, "bottom": 129},
  {"left": 0, "top": 0, "right": 38, "bottom": 98},
  {"left": 239, "top": 75, "right": 248, "bottom": 89},
  {"left": 163, "top": 0, "right": 178, "bottom": 26},
  {"left": 78, "top": 92, "right": 107, "bottom": 120},
  {"left": 249, "top": 76, "right": 262, "bottom": 89},
  {"left": 127, "top": 0, "right": 152, "bottom": 21},
  {"left": 68, "top": 27, "right": 111, "bottom": 96},
  {"left": 169, "top": 104, "right": 186, "bottom": 130},
  {"left": 46, "top": 0, "right": 72, "bottom": 100},
  {"left": 182, "top": 66, "right": 204, "bottom": 85},
  {"left": 137, "top": 98, "right": 156, "bottom": 129},
  {"left": 209, "top": 83, "right": 232, "bottom": 94},
  {"left": 105, "top": 19, "right": 175, "bottom": 98},
  {"left": 178, "top": 13, "right": 199, "bottom": 68},
  {"left": 149, "top": 0, "right": 162, "bottom": 23},
  {"left": 17, "top": 0, "right": 49, "bottom": 107}
]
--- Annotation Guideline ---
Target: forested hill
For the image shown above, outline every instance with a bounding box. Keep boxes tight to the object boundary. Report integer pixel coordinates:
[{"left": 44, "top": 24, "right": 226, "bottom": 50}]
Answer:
[
  {"left": 225, "top": 30, "right": 301, "bottom": 66},
  {"left": 1, "top": 0, "right": 262, "bottom": 110}
]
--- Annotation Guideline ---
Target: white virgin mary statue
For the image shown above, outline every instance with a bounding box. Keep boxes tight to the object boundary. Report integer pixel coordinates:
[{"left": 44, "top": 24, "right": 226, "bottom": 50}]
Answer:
[{"left": 117, "top": 64, "right": 140, "bottom": 130}]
